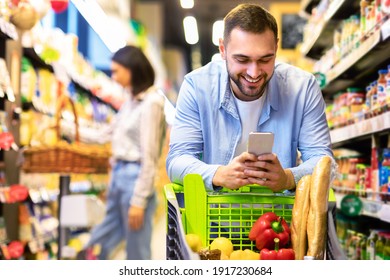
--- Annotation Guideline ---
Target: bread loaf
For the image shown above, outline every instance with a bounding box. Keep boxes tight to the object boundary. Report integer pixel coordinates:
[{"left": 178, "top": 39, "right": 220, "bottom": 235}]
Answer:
[
  {"left": 291, "top": 174, "right": 311, "bottom": 260},
  {"left": 306, "top": 156, "right": 332, "bottom": 260}
]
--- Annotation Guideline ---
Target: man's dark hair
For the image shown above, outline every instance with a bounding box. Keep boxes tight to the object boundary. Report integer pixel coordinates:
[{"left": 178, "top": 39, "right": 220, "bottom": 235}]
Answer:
[
  {"left": 223, "top": 4, "right": 278, "bottom": 44},
  {"left": 112, "top": 45, "right": 155, "bottom": 95}
]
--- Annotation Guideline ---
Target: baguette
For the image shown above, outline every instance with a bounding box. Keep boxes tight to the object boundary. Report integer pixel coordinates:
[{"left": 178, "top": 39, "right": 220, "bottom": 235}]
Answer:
[
  {"left": 306, "top": 156, "right": 332, "bottom": 260},
  {"left": 291, "top": 174, "right": 311, "bottom": 260}
]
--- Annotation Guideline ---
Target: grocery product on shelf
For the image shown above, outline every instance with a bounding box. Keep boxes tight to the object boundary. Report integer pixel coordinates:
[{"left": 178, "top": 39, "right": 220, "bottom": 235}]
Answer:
[
  {"left": 375, "top": 233, "right": 386, "bottom": 259},
  {"left": 377, "top": 69, "right": 388, "bottom": 108},
  {"left": 384, "top": 234, "right": 390, "bottom": 259},
  {"left": 386, "top": 64, "right": 390, "bottom": 103},
  {"left": 300, "top": 0, "right": 390, "bottom": 260}
]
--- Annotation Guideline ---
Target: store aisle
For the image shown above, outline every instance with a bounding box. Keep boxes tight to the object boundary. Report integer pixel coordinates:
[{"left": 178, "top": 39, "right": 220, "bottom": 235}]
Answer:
[
  {"left": 111, "top": 199, "right": 167, "bottom": 260},
  {"left": 151, "top": 210, "right": 166, "bottom": 260}
]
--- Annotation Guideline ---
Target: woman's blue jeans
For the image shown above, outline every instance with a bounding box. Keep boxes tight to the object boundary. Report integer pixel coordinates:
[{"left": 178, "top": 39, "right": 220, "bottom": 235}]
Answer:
[{"left": 87, "top": 161, "right": 156, "bottom": 259}]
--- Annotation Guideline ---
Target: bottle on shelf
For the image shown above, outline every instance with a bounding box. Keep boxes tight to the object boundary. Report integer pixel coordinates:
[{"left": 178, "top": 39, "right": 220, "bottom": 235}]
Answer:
[
  {"left": 370, "top": 81, "right": 379, "bottom": 116},
  {"left": 345, "top": 229, "right": 357, "bottom": 259},
  {"left": 360, "top": 0, "right": 369, "bottom": 37},
  {"left": 370, "top": 134, "right": 380, "bottom": 201},
  {"left": 384, "top": 234, "right": 390, "bottom": 260},
  {"left": 357, "top": 233, "right": 367, "bottom": 260},
  {"left": 386, "top": 64, "right": 390, "bottom": 106},
  {"left": 379, "top": 147, "right": 390, "bottom": 201},
  {"left": 366, "top": 230, "right": 379, "bottom": 260},
  {"left": 377, "top": 69, "right": 388, "bottom": 111},
  {"left": 375, "top": 233, "right": 386, "bottom": 260},
  {"left": 349, "top": 233, "right": 361, "bottom": 260}
]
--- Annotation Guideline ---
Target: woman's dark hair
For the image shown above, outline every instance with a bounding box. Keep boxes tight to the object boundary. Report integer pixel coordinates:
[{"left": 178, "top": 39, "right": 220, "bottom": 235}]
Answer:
[
  {"left": 112, "top": 45, "right": 155, "bottom": 95},
  {"left": 223, "top": 4, "right": 278, "bottom": 44}
]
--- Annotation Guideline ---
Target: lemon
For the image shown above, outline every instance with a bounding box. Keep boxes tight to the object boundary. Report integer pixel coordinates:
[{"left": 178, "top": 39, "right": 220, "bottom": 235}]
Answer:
[
  {"left": 230, "top": 250, "right": 244, "bottom": 260},
  {"left": 210, "top": 237, "right": 234, "bottom": 257},
  {"left": 243, "top": 249, "right": 260, "bottom": 260},
  {"left": 185, "top": 233, "right": 203, "bottom": 253}
]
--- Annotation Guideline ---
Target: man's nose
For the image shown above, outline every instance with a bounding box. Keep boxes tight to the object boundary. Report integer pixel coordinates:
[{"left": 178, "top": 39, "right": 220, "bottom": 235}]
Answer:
[{"left": 246, "top": 62, "right": 261, "bottom": 78}]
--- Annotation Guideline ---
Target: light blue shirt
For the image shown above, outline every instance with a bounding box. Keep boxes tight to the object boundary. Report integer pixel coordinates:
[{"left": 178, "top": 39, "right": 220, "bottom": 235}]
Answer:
[{"left": 166, "top": 60, "right": 333, "bottom": 190}]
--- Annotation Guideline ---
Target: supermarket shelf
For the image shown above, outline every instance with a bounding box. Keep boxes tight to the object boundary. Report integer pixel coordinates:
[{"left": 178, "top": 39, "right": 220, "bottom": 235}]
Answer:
[
  {"left": 335, "top": 191, "right": 390, "bottom": 223},
  {"left": 22, "top": 47, "right": 122, "bottom": 111},
  {"left": 300, "top": 0, "right": 320, "bottom": 15},
  {"left": 0, "top": 18, "right": 17, "bottom": 41},
  {"left": 300, "top": 0, "right": 360, "bottom": 59},
  {"left": 330, "top": 111, "right": 390, "bottom": 145},
  {"left": 23, "top": 48, "right": 54, "bottom": 72},
  {"left": 322, "top": 18, "right": 390, "bottom": 96}
]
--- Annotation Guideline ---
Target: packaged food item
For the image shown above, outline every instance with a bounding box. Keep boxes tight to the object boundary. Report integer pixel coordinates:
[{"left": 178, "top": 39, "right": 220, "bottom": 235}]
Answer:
[
  {"left": 357, "top": 233, "right": 367, "bottom": 260},
  {"left": 375, "top": 233, "right": 386, "bottom": 260},
  {"left": 386, "top": 64, "right": 390, "bottom": 105},
  {"left": 366, "top": 230, "right": 379, "bottom": 260},
  {"left": 384, "top": 235, "right": 390, "bottom": 260},
  {"left": 363, "top": 84, "right": 372, "bottom": 118},
  {"left": 377, "top": 69, "right": 388, "bottom": 109}
]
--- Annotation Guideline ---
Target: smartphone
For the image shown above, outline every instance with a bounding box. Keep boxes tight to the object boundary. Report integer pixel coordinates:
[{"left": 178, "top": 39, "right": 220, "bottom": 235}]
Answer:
[{"left": 247, "top": 132, "right": 274, "bottom": 156}]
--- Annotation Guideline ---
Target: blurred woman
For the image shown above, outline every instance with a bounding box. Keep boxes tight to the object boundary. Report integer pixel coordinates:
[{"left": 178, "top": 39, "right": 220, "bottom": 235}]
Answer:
[{"left": 86, "top": 45, "right": 166, "bottom": 260}]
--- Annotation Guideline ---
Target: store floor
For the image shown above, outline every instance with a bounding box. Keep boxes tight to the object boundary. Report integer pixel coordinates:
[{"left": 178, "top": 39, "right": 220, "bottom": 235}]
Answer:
[{"left": 110, "top": 198, "right": 167, "bottom": 260}]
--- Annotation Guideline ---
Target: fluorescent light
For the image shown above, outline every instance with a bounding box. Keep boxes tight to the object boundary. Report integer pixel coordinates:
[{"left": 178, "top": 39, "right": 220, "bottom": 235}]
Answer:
[
  {"left": 183, "top": 16, "right": 199, "bottom": 45},
  {"left": 71, "top": 0, "right": 126, "bottom": 52},
  {"left": 180, "top": 0, "right": 194, "bottom": 9},
  {"left": 212, "top": 20, "right": 224, "bottom": 46}
]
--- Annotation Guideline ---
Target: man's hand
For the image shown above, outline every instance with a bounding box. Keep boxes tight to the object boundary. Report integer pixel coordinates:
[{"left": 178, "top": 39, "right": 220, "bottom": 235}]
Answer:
[
  {"left": 212, "top": 152, "right": 258, "bottom": 190},
  {"left": 128, "top": 205, "right": 145, "bottom": 231},
  {"left": 243, "top": 153, "right": 295, "bottom": 192}
]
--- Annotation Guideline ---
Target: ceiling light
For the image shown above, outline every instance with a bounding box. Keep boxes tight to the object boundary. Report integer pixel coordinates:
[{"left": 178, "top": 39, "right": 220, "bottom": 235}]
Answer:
[
  {"left": 212, "top": 20, "right": 223, "bottom": 46},
  {"left": 180, "top": 0, "right": 194, "bottom": 9},
  {"left": 183, "top": 16, "right": 199, "bottom": 45}
]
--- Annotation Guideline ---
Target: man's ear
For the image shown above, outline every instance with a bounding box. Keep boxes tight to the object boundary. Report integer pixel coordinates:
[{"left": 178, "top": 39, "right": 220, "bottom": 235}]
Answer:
[{"left": 219, "top": 38, "right": 226, "bottom": 59}]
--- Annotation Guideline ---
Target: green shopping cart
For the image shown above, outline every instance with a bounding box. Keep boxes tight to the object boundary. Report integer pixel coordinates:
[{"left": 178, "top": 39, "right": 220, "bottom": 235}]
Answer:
[{"left": 164, "top": 173, "right": 345, "bottom": 260}]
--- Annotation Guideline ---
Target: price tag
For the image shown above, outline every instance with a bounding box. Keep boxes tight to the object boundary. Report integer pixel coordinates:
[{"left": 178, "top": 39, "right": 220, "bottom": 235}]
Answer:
[
  {"left": 341, "top": 194, "right": 363, "bottom": 216},
  {"left": 378, "top": 204, "right": 390, "bottom": 223}
]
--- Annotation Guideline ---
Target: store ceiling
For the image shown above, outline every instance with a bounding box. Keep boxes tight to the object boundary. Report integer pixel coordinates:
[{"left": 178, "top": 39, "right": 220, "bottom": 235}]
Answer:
[{"left": 137, "top": 0, "right": 302, "bottom": 68}]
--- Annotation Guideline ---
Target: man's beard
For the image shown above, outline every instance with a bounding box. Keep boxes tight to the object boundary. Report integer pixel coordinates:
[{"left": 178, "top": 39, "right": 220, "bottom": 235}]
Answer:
[{"left": 227, "top": 64, "right": 272, "bottom": 99}]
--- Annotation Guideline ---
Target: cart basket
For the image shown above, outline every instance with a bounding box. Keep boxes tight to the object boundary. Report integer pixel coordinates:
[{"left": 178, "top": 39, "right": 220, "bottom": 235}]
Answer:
[{"left": 164, "top": 174, "right": 346, "bottom": 260}]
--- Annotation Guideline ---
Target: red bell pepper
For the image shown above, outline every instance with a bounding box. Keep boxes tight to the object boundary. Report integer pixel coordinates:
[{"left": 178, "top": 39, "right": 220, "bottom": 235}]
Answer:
[
  {"left": 260, "top": 238, "right": 295, "bottom": 260},
  {"left": 249, "top": 212, "right": 290, "bottom": 250}
]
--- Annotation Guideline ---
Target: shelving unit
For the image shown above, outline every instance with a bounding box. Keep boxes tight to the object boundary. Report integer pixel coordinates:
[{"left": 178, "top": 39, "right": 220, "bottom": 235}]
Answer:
[
  {"left": 334, "top": 191, "right": 390, "bottom": 223},
  {"left": 20, "top": 47, "right": 112, "bottom": 259},
  {"left": 330, "top": 111, "right": 390, "bottom": 146},
  {"left": 300, "top": 0, "right": 360, "bottom": 59},
  {"left": 323, "top": 18, "right": 390, "bottom": 96},
  {"left": 300, "top": 0, "right": 390, "bottom": 258}
]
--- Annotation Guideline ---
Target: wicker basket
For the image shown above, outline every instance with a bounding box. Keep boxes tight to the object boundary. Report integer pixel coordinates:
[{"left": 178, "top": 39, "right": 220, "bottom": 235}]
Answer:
[{"left": 22, "top": 94, "right": 110, "bottom": 174}]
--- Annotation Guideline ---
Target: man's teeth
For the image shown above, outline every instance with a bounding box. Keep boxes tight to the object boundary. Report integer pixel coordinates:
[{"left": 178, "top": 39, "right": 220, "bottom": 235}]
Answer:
[{"left": 244, "top": 77, "right": 261, "bottom": 83}]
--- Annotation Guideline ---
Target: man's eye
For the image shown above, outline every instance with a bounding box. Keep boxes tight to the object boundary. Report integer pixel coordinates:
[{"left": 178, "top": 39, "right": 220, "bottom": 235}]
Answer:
[
  {"left": 236, "top": 58, "right": 248, "bottom": 63},
  {"left": 259, "top": 58, "right": 273, "bottom": 64}
]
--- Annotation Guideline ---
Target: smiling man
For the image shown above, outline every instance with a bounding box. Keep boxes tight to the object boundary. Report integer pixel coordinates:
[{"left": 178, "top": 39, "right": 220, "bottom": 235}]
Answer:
[{"left": 166, "top": 4, "right": 333, "bottom": 192}]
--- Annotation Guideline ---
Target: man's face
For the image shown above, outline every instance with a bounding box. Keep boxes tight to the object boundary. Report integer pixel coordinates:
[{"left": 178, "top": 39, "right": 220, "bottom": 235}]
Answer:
[
  {"left": 111, "top": 61, "right": 131, "bottom": 88},
  {"left": 219, "top": 28, "right": 278, "bottom": 101}
]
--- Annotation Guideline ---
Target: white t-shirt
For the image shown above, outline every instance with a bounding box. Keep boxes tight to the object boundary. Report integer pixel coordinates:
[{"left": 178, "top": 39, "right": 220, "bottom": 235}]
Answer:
[{"left": 233, "top": 91, "right": 266, "bottom": 157}]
